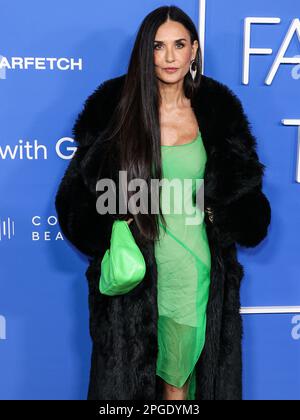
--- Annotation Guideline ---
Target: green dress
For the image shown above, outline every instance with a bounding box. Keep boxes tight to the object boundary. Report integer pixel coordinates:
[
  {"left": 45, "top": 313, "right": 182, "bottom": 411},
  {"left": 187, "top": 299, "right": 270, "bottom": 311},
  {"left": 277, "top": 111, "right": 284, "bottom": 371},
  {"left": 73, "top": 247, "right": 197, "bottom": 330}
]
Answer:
[{"left": 154, "top": 129, "right": 211, "bottom": 400}]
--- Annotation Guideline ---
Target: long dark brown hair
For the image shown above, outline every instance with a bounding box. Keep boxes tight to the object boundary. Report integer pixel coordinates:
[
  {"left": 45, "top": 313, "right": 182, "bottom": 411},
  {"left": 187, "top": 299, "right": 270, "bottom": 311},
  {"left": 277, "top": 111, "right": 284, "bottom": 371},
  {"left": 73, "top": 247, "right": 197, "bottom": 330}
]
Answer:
[{"left": 103, "top": 5, "right": 202, "bottom": 243}]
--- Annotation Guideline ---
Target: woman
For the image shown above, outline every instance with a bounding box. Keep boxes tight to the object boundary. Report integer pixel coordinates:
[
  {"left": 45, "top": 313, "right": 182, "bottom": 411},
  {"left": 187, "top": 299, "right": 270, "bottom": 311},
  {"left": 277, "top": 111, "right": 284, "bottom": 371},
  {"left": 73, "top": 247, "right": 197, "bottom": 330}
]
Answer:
[{"left": 55, "top": 6, "right": 271, "bottom": 400}]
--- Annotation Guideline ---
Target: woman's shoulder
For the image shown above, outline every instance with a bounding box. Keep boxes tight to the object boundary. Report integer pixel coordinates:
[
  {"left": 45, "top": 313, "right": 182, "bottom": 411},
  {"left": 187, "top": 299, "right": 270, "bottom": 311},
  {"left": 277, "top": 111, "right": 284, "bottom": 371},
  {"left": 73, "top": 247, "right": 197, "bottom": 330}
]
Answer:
[
  {"left": 72, "top": 73, "right": 126, "bottom": 147},
  {"left": 197, "top": 74, "right": 247, "bottom": 119}
]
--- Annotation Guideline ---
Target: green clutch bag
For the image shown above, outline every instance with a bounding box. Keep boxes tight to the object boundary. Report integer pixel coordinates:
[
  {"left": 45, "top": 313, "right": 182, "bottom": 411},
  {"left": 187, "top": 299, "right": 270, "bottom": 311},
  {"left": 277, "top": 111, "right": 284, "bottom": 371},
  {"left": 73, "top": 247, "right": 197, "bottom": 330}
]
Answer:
[{"left": 99, "top": 219, "right": 146, "bottom": 296}]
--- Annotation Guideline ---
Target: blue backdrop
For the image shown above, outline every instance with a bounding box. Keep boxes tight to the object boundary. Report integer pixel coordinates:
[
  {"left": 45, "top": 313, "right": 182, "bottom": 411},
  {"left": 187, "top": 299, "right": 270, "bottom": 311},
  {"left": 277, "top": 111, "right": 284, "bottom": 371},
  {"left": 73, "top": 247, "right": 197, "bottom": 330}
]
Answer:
[{"left": 0, "top": 0, "right": 299, "bottom": 400}]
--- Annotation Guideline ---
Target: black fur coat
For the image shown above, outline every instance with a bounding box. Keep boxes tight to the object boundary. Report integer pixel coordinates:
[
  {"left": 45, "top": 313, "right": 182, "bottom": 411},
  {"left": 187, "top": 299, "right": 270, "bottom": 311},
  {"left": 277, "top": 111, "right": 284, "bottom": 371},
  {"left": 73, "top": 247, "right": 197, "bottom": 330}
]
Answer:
[{"left": 55, "top": 73, "right": 271, "bottom": 400}]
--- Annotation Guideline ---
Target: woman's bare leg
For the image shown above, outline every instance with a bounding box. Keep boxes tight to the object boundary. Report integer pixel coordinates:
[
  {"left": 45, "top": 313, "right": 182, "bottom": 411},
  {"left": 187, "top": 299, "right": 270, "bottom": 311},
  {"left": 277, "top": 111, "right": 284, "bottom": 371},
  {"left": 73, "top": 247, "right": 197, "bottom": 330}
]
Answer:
[{"left": 162, "top": 376, "right": 190, "bottom": 400}]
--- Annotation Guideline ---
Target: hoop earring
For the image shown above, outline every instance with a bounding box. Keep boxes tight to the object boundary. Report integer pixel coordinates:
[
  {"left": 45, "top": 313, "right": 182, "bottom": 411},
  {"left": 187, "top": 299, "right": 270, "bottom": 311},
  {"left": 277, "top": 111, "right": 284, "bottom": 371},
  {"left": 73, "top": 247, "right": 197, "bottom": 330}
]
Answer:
[{"left": 189, "top": 59, "right": 197, "bottom": 81}]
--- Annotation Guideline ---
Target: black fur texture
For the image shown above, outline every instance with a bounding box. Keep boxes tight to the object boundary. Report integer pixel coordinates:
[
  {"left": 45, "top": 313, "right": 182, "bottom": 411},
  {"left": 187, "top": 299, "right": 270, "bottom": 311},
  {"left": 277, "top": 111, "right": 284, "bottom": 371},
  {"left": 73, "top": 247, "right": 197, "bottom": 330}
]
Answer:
[{"left": 55, "top": 73, "right": 271, "bottom": 400}]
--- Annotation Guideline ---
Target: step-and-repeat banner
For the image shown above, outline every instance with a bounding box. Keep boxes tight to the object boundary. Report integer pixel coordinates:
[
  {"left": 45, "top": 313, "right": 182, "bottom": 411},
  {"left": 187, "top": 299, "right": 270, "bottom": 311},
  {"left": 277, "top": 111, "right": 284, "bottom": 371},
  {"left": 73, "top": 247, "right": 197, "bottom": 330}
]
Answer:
[{"left": 0, "top": 0, "right": 299, "bottom": 400}]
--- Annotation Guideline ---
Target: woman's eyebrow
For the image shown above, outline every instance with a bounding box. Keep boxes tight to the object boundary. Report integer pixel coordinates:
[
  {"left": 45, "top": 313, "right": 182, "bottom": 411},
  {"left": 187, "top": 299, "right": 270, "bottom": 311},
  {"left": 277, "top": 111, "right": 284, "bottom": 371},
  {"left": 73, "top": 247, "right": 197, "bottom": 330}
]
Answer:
[{"left": 154, "top": 38, "right": 187, "bottom": 43}]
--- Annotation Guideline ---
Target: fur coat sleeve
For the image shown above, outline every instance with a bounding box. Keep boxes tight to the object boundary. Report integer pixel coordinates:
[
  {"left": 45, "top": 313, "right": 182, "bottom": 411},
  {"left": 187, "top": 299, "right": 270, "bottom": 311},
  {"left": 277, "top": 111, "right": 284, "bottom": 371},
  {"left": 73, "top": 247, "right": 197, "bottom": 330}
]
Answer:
[
  {"left": 55, "top": 80, "right": 117, "bottom": 259},
  {"left": 209, "top": 83, "right": 271, "bottom": 248}
]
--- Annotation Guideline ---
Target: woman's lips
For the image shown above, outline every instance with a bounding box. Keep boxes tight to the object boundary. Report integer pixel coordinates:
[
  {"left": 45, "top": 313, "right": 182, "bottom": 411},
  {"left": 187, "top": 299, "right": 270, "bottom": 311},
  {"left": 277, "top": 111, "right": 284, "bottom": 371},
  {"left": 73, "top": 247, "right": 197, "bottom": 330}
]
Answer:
[{"left": 164, "top": 68, "right": 178, "bottom": 73}]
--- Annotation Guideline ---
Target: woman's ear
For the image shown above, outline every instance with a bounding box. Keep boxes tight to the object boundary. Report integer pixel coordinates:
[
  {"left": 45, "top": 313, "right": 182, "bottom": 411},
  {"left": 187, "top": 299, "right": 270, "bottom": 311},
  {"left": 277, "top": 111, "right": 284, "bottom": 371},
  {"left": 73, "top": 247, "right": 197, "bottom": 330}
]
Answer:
[{"left": 191, "top": 39, "right": 199, "bottom": 60}]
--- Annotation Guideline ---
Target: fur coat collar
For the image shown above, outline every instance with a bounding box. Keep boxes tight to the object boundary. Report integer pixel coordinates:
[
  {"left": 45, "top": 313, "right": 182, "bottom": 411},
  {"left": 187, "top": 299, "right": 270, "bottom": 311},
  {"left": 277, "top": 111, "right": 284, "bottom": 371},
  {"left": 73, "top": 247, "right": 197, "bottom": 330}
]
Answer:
[{"left": 55, "top": 72, "right": 271, "bottom": 400}]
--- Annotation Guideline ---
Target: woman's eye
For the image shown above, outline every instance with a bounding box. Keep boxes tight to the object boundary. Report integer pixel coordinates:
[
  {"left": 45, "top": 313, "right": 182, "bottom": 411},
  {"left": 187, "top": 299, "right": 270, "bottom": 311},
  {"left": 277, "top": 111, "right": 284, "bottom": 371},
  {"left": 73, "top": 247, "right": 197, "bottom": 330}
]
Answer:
[{"left": 154, "top": 43, "right": 185, "bottom": 50}]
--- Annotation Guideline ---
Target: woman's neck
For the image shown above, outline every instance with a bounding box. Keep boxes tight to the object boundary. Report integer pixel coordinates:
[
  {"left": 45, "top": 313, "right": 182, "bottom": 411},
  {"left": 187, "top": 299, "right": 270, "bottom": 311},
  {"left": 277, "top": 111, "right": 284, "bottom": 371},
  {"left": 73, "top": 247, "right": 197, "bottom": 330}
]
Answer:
[{"left": 158, "top": 79, "right": 189, "bottom": 111}]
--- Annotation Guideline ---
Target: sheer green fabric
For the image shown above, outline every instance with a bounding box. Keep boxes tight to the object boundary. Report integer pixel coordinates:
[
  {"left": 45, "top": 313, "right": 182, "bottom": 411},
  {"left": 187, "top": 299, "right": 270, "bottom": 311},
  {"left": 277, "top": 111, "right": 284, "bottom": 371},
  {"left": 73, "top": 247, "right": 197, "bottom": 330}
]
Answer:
[
  {"left": 154, "top": 130, "right": 211, "bottom": 400},
  {"left": 98, "top": 130, "right": 211, "bottom": 400}
]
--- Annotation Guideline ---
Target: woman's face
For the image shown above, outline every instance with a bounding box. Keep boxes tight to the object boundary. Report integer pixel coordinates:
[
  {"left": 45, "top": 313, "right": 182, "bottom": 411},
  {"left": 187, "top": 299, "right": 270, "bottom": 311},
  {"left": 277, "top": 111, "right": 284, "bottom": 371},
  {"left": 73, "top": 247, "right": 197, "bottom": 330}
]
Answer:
[{"left": 153, "top": 20, "right": 198, "bottom": 83}]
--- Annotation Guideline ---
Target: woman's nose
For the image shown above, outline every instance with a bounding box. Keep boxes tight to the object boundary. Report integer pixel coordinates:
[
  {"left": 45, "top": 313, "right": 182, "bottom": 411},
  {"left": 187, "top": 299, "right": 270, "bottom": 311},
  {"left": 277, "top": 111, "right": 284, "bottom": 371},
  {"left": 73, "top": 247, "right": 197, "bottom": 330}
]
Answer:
[{"left": 165, "top": 47, "right": 175, "bottom": 62}]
